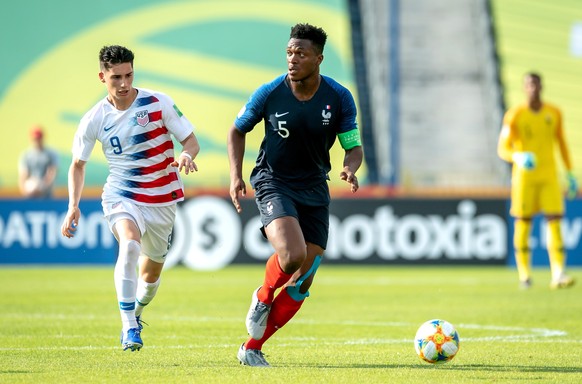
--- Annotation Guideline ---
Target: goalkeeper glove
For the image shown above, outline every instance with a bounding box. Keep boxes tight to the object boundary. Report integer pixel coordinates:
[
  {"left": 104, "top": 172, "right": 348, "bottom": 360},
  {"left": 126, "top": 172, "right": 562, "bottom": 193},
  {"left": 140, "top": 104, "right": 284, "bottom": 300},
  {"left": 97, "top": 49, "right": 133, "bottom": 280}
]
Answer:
[
  {"left": 566, "top": 171, "right": 578, "bottom": 200},
  {"left": 512, "top": 152, "right": 536, "bottom": 170}
]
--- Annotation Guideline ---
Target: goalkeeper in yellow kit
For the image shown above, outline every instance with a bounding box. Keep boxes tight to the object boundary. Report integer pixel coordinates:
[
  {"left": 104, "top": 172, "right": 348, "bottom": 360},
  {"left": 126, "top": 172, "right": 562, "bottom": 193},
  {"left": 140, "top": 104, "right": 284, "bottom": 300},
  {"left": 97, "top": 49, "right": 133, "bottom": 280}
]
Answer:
[{"left": 498, "top": 72, "right": 578, "bottom": 289}]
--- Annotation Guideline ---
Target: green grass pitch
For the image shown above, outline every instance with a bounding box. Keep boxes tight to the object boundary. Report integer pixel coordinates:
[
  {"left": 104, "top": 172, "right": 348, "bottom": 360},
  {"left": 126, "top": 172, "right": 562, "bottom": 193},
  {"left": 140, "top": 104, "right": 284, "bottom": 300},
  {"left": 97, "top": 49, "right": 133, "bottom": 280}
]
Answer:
[{"left": 1, "top": 265, "right": 581, "bottom": 383}]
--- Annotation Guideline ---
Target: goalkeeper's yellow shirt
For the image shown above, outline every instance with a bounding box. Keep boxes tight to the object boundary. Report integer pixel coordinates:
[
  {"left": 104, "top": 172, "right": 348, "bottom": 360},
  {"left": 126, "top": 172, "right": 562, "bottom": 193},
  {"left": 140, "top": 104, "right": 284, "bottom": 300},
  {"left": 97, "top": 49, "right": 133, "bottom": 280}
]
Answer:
[{"left": 499, "top": 102, "right": 571, "bottom": 183}]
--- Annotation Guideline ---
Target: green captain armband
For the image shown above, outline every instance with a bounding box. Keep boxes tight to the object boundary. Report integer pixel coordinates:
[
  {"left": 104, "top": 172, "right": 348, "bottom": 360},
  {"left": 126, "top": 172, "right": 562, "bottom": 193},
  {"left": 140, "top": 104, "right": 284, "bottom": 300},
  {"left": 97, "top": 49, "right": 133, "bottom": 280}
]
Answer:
[{"left": 338, "top": 129, "right": 362, "bottom": 150}]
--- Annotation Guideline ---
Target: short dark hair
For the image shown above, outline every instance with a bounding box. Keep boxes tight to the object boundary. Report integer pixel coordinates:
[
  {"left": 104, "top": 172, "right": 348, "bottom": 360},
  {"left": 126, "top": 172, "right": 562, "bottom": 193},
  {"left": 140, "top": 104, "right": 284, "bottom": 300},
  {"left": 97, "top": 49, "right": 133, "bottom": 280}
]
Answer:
[
  {"left": 290, "top": 23, "right": 327, "bottom": 54},
  {"left": 99, "top": 45, "right": 134, "bottom": 71}
]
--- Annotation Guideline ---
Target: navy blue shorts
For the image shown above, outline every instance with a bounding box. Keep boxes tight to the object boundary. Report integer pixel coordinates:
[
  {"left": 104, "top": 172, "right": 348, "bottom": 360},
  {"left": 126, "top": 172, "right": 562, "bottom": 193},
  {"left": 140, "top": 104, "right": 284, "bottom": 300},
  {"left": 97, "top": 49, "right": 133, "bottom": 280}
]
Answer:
[{"left": 254, "top": 180, "right": 330, "bottom": 249}]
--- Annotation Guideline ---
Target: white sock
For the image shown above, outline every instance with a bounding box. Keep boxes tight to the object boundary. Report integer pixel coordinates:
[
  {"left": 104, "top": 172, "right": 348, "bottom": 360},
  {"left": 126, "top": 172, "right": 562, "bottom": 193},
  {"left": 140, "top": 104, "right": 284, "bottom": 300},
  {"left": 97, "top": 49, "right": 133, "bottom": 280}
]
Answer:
[
  {"left": 135, "top": 278, "right": 161, "bottom": 317},
  {"left": 114, "top": 240, "right": 141, "bottom": 331}
]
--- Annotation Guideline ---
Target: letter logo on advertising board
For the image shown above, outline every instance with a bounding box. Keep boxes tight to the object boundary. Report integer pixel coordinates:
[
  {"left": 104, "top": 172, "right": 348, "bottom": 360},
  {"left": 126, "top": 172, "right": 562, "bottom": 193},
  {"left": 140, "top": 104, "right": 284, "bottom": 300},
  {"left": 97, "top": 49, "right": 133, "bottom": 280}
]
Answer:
[
  {"left": 164, "top": 196, "right": 242, "bottom": 270},
  {"left": 3, "top": 198, "right": 580, "bottom": 267},
  {"left": 0, "top": 200, "right": 116, "bottom": 264}
]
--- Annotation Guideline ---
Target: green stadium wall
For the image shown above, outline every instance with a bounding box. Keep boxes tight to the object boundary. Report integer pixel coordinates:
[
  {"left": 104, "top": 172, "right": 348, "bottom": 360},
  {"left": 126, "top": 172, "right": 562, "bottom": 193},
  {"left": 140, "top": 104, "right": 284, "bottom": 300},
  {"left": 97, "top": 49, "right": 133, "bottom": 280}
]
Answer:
[
  {"left": 492, "top": 0, "right": 582, "bottom": 183},
  {"left": 0, "top": 0, "right": 361, "bottom": 193}
]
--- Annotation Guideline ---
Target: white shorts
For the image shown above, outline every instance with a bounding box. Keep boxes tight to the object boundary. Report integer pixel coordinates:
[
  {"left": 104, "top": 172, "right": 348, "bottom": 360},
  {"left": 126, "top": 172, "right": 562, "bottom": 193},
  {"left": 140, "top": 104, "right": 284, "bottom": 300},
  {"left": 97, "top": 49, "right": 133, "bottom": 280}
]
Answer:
[{"left": 102, "top": 199, "right": 177, "bottom": 263}]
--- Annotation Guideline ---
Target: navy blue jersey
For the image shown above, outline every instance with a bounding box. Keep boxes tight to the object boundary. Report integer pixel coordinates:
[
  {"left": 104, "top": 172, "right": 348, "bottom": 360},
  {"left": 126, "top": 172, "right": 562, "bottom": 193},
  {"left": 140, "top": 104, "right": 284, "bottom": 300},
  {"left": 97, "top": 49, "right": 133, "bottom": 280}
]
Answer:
[{"left": 235, "top": 74, "right": 358, "bottom": 189}]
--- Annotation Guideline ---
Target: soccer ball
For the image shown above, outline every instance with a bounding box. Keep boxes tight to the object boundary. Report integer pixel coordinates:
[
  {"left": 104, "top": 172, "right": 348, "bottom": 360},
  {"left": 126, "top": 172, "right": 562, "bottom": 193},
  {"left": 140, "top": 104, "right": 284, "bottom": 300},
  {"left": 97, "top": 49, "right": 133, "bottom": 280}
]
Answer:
[{"left": 414, "top": 319, "right": 460, "bottom": 364}]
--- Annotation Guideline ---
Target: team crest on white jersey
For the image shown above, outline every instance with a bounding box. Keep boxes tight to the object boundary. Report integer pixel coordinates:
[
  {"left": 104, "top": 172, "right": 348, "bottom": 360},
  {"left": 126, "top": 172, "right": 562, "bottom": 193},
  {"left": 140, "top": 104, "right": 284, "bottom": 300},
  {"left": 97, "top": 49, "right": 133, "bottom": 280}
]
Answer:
[{"left": 136, "top": 110, "right": 149, "bottom": 127}]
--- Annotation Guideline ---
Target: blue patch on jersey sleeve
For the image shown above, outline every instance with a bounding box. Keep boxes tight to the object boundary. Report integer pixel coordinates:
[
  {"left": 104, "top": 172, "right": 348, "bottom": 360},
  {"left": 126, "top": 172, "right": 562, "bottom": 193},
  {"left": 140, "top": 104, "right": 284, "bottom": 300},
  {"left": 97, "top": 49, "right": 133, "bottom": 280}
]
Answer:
[{"left": 134, "top": 95, "right": 159, "bottom": 107}]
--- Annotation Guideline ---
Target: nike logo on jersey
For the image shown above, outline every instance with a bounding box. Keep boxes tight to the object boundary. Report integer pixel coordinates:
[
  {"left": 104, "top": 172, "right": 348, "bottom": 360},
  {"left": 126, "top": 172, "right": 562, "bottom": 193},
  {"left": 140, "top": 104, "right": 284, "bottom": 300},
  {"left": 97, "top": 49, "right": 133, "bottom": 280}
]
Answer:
[
  {"left": 275, "top": 112, "right": 289, "bottom": 118},
  {"left": 104, "top": 125, "right": 115, "bottom": 131}
]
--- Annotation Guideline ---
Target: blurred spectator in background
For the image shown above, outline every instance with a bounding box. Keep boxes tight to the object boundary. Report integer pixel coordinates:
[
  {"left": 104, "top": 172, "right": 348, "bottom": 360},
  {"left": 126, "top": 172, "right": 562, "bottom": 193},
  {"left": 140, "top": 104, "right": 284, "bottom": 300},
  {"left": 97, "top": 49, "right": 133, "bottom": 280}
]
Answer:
[
  {"left": 497, "top": 72, "right": 577, "bottom": 290},
  {"left": 18, "top": 125, "right": 58, "bottom": 198}
]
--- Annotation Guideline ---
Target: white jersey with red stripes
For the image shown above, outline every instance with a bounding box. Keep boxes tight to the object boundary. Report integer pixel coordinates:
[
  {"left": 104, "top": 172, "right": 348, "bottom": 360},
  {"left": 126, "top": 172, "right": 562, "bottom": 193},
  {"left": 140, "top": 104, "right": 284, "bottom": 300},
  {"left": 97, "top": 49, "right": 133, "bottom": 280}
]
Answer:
[{"left": 72, "top": 88, "right": 194, "bottom": 206}]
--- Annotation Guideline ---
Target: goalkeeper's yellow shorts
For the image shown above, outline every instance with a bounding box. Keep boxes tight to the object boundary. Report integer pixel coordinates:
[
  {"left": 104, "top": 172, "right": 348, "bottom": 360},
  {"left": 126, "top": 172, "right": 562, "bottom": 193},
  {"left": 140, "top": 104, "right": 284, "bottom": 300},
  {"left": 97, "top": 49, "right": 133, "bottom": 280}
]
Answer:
[{"left": 510, "top": 178, "right": 564, "bottom": 218}]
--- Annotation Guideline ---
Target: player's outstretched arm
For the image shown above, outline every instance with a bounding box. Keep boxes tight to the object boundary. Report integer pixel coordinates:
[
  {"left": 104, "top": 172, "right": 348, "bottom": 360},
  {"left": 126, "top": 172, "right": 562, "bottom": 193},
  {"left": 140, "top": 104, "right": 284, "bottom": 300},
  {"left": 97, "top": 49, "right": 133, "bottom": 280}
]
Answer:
[
  {"left": 61, "top": 158, "right": 86, "bottom": 238},
  {"left": 227, "top": 125, "right": 247, "bottom": 213},
  {"left": 340, "top": 146, "right": 363, "bottom": 193},
  {"left": 566, "top": 172, "right": 578, "bottom": 200},
  {"left": 497, "top": 124, "right": 537, "bottom": 169},
  {"left": 173, "top": 132, "right": 200, "bottom": 175},
  {"left": 553, "top": 118, "right": 578, "bottom": 199},
  {"left": 497, "top": 125, "right": 516, "bottom": 163}
]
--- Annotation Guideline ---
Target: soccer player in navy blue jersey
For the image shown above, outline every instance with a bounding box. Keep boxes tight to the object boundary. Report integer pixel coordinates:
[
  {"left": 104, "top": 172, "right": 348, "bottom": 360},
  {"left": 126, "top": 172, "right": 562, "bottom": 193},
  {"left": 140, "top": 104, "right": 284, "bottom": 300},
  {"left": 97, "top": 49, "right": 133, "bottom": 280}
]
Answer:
[{"left": 228, "top": 23, "right": 363, "bottom": 367}]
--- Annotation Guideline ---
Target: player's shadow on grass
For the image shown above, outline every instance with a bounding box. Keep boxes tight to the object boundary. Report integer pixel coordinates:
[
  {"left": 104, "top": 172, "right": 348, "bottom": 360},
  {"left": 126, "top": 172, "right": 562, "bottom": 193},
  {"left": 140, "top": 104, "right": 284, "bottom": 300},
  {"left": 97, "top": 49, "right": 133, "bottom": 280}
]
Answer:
[
  {"left": 289, "top": 364, "right": 582, "bottom": 373},
  {"left": 1, "top": 371, "right": 31, "bottom": 374},
  {"left": 438, "top": 364, "right": 582, "bottom": 373}
]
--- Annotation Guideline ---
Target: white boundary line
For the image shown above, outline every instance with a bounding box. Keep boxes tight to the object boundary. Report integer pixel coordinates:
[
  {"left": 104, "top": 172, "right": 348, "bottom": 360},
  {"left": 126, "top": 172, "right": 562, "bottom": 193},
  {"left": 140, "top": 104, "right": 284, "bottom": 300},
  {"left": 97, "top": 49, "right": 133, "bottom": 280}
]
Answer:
[{"left": 0, "top": 316, "right": 578, "bottom": 352}]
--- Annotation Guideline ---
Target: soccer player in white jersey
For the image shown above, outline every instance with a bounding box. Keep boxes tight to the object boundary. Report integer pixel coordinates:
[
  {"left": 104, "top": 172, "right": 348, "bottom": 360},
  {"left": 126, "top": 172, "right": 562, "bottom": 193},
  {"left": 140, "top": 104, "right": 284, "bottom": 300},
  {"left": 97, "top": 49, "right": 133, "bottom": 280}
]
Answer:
[{"left": 60, "top": 45, "right": 200, "bottom": 351}]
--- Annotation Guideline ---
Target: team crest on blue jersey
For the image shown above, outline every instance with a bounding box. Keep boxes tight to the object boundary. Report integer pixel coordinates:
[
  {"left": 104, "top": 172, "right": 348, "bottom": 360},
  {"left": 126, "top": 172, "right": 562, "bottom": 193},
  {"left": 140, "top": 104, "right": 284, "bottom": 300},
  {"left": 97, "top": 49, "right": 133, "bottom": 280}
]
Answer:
[
  {"left": 322, "top": 105, "right": 332, "bottom": 126},
  {"left": 136, "top": 110, "right": 149, "bottom": 127}
]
